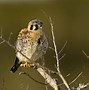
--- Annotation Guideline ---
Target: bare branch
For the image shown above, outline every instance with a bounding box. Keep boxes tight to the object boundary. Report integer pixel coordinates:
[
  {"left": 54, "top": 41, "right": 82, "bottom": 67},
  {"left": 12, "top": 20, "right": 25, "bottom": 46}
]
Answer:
[
  {"left": 71, "top": 83, "right": 89, "bottom": 90},
  {"left": 49, "top": 46, "right": 55, "bottom": 51},
  {"left": 8, "top": 32, "right": 13, "bottom": 42},
  {"left": 76, "top": 83, "right": 89, "bottom": 90},
  {"left": 69, "top": 72, "right": 83, "bottom": 85},
  {"left": 58, "top": 41, "right": 68, "bottom": 55},
  {"left": 0, "top": 30, "right": 15, "bottom": 49},
  {"left": 58, "top": 54, "right": 66, "bottom": 61},
  {"left": 0, "top": 40, "right": 5, "bottom": 45},
  {"left": 41, "top": 11, "right": 70, "bottom": 90},
  {"left": 49, "top": 17, "right": 71, "bottom": 90},
  {"left": 37, "top": 68, "right": 59, "bottom": 90},
  {"left": 66, "top": 74, "right": 70, "bottom": 77},
  {"left": 82, "top": 50, "right": 89, "bottom": 58}
]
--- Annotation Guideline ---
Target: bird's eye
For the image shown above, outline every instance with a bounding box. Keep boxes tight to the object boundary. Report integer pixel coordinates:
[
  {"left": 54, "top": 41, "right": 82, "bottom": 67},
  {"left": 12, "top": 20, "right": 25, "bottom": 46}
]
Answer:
[
  {"left": 30, "top": 24, "right": 38, "bottom": 30},
  {"left": 30, "top": 25, "right": 33, "bottom": 30}
]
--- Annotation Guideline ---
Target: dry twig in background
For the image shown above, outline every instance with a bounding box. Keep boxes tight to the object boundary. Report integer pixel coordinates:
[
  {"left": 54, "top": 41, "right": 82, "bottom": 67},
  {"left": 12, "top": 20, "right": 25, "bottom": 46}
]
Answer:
[
  {"left": 71, "top": 83, "right": 89, "bottom": 90},
  {"left": 69, "top": 72, "right": 83, "bottom": 85},
  {"left": 82, "top": 50, "right": 89, "bottom": 58},
  {"left": 49, "top": 17, "right": 71, "bottom": 90}
]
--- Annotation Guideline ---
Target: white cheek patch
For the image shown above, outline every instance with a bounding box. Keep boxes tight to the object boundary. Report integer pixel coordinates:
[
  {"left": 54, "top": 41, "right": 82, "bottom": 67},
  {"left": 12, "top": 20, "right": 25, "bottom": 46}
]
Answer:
[{"left": 28, "top": 25, "right": 31, "bottom": 30}]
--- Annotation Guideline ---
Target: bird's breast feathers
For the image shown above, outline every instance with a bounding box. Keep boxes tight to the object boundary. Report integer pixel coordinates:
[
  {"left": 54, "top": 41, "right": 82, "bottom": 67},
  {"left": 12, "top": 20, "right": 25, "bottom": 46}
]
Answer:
[{"left": 16, "top": 28, "right": 48, "bottom": 62}]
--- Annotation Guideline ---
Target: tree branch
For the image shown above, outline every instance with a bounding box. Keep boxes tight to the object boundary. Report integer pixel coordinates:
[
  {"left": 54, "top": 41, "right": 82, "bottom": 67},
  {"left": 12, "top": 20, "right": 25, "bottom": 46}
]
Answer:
[
  {"left": 82, "top": 50, "right": 89, "bottom": 59},
  {"left": 49, "top": 17, "right": 71, "bottom": 90},
  {"left": 0, "top": 30, "right": 60, "bottom": 90},
  {"left": 37, "top": 67, "right": 59, "bottom": 90},
  {"left": 69, "top": 72, "right": 83, "bottom": 85}
]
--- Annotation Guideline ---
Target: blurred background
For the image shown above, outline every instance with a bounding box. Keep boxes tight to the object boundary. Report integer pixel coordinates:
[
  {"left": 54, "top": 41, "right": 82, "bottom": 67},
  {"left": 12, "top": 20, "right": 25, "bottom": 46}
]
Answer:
[{"left": 0, "top": 0, "right": 89, "bottom": 90}]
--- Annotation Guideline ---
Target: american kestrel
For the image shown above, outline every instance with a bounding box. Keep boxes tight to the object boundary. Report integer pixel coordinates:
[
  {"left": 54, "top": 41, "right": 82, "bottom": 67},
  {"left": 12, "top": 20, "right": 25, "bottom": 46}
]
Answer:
[{"left": 10, "top": 19, "right": 48, "bottom": 73}]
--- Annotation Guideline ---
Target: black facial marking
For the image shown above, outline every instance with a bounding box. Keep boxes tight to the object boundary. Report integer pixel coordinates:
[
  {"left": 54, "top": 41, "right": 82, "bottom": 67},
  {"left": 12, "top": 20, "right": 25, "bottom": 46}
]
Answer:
[
  {"left": 30, "top": 25, "right": 33, "bottom": 30},
  {"left": 34, "top": 24, "right": 38, "bottom": 30}
]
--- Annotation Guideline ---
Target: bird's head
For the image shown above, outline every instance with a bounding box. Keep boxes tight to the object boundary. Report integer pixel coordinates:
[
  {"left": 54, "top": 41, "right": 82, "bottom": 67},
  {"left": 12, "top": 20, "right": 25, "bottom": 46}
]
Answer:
[{"left": 28, "top": 19, "right": 43, "bottom": 31}]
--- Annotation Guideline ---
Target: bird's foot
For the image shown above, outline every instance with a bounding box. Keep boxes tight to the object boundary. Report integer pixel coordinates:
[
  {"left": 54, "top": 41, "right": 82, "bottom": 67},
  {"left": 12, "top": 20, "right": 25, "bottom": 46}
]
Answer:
[
  {"left": 30, "top": 63, "right": 38, "bottom": 69},
  {"left": 20, "top": 62, "right": 38, "bottom": 69},
  {"left": 20, "top": 62, "right": 30, "bottom": 68}
]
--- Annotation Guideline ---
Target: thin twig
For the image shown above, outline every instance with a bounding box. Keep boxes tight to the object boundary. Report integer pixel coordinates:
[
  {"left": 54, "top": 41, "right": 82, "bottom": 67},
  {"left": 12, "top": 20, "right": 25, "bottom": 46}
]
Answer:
[
  {"left": 58, "top": 41, "right": 68, "bottom": 55},
  {"left": 0, "top": 40, "right": 5, "bottom": 45},
  {"left": 49, "top": 46, "right": 55, "bottom": 51},
  {"left": 0, "top": 32, "right": 15, "bottom": 49},
  {"left": 58, "top": 54, "right": 66, "bottom": 61},
  {"left": 69, "top": 72, "right": 83, "bottom": 85},
  {"left": 49, "top": 17, "right": 71, "bottom": 90},
  {"left": 8, "top": 32, "right": 13, "bottom": 42},
  {"left": 82, "top": 50, "right": 89, "bottom": 58},
  {"left": 71, "top": 83, "right": 89, "bottom": 90},
  {"left": 66, "top": 74, "right": 70, "bottom": 77},
  {"left": 49, "top": 17, "right": 59, "bottom": 69}
]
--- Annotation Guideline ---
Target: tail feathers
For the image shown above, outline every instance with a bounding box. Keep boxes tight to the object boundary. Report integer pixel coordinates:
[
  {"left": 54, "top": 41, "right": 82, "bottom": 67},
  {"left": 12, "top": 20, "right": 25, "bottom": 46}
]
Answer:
[
  {"left": 10, "top": 57, "right": 21, "bottom": 73},
  {"left": 10, "top": 65, "right": 19, "bottom": 73}
]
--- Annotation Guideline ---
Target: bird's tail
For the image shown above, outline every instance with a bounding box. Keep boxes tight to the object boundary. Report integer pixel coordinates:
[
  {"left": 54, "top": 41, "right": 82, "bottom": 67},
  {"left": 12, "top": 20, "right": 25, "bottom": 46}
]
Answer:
[{"left": 10, "top": 57, "right": 21, "bottom": 73}]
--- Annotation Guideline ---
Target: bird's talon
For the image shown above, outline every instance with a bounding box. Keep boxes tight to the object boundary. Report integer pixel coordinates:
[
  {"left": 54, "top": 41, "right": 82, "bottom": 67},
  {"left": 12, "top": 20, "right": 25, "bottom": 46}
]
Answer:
[
  {"left": 30, "top": 63, "right": 37, "bottom": 69},
  {"left": 21, "top": 62, "right": 30, "bottom": 68}
]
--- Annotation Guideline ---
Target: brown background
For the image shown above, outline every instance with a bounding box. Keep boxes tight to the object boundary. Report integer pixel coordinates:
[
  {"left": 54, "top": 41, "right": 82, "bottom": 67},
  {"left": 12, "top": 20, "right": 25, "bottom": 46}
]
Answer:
[{"left": 0, "top": 0, "right": 89, "bottom": 90}]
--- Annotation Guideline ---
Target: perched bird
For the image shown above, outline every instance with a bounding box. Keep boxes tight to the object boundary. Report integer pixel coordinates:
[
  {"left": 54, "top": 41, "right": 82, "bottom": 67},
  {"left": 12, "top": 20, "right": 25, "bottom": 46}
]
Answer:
[{"left": 10, "top": 19, "right": 48, "bottom": 73}]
